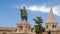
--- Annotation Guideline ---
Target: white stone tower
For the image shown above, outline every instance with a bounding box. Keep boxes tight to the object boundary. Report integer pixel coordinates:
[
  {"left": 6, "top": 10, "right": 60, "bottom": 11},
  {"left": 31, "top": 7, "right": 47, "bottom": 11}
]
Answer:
[{"left": 45, "top": 6, "right": 58, "bottom": 31}]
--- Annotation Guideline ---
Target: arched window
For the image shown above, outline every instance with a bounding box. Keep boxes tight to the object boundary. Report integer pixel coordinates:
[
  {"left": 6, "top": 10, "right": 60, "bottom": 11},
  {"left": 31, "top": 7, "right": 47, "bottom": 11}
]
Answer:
[
  {"left": 3, "top": 32, "right": 6, "bottom": 34},
  {"left": 52, "top": 25, "right": 54, "bottom": 28},
  {"left": 15, "top": 29, "right": 17, "bottom": 32},
  {"left": 55, "top": 25, "right": 56, "bottom": 28},
  {"left": 20, "top": 26, "right": 23, "bottom": 31},
  {"left": 46, "top": 25, "right": 48, "bottom": 28}
]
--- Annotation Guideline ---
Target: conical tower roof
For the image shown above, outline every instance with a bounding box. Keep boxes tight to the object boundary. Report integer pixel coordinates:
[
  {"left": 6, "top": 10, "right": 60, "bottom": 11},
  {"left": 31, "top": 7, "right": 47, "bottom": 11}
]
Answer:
[{"left": 46, "top": 7, "right": 57, "bottom": 23}]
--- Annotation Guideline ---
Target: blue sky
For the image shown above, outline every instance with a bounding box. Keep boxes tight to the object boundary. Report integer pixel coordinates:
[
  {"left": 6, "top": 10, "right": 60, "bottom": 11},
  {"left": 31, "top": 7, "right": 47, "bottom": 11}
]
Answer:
[{"left": 0, "top": 0, "right": 60, "bottom": 27}]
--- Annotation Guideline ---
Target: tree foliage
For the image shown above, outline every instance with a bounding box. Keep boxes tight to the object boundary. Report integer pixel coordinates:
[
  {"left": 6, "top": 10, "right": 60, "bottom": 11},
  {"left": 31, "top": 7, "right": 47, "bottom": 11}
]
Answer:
[{"left": 33, "top": 17, "right": 45, "bottom": 34}]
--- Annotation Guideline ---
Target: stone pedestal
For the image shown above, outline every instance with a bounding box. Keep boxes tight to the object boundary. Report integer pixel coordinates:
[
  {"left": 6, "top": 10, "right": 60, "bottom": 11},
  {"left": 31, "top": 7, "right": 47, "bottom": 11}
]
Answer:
[{"left": 16, "top": 22, "right": 31, "bottom": 33}]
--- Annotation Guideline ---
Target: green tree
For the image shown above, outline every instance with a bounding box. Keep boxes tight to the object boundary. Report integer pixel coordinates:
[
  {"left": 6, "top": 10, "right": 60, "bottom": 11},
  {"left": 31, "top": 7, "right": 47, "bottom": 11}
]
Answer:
[{"left": 33, "top": 17, "right": 45, "bottom": 34}]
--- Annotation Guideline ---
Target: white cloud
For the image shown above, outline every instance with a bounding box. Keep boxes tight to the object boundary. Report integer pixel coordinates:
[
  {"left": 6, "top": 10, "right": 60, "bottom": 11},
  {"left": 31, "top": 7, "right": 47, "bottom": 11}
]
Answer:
[
  {"left": 13, "top": 5, "right": 60, "bottom": 16},
  {"left": 26, "top": 5, "right": 50, "bottom": 12},
  {"left": 53, "top": 5, "right": 60, "bottom": 16},
  {"left": 25, "top": 5, "right": 60, "bottom": 16}
]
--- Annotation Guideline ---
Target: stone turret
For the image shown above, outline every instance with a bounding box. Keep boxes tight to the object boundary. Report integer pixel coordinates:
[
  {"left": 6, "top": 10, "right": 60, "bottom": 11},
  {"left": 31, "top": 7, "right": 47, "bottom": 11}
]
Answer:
[{"left": 45, "top": 7, "right": 58, "bottom": 31}]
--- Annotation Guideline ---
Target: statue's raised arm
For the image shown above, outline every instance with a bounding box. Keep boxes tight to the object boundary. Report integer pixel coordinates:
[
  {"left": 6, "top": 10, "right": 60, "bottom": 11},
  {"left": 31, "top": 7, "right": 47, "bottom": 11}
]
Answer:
[{"left": 20, "top": 6, "right": 28, "bottom": 22}]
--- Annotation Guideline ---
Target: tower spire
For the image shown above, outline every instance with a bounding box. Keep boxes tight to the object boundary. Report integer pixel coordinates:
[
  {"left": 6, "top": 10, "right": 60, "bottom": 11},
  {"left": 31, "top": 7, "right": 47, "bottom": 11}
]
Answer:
[{"left": 46, "top": 1, "right": 57, "bottom": 23}]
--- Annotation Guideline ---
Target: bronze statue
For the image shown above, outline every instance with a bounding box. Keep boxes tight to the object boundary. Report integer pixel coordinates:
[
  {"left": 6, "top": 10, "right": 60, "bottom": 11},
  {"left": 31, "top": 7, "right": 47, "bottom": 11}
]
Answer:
[{"left": 20, "top": 6, "right": 28, "bottom": 22}]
